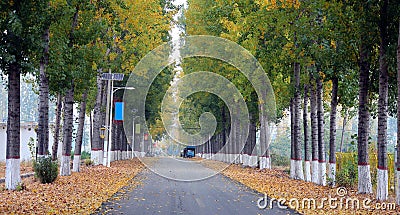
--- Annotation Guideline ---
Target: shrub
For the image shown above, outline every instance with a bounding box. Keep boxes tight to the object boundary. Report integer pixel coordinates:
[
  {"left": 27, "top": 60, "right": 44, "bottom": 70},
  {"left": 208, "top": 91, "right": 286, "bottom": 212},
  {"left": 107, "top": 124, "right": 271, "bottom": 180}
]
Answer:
[
  {"left": 336, "top": 154, "right": 358, "bottom": 188},
  {"left": 81, "top": 151, "right": 91, "bottom": 160},
  {"left": 33, "top": 156, "right": 58, "bottom": 184},
  {"left": 271, "top": 153, "right": 290, "bottom": 167}
]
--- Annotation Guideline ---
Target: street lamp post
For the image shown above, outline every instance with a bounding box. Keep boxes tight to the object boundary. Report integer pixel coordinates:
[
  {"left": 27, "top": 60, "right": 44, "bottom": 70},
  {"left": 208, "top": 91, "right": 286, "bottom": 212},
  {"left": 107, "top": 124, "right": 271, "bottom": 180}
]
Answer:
[{"left": 106, "top": 85, "right": 134, "bottom": 167}]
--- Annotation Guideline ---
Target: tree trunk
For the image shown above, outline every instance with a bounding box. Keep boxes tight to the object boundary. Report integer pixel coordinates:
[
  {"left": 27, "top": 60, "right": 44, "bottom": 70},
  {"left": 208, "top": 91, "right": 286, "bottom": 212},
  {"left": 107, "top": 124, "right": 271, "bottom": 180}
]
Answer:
[
  {"left": 249, "top": 118, "right": 257, "bottom": 168},
  {"left": 293, "top": 62, "right": 304, "bottom": 180},
  {"left": 395, "top": 20, "right": 400, "bottom": 205},
  {"left": 60, "top": 82, "right": 74, "bottom": 176},
  {"left": 91, "top": 71, "right": 104, "bottom": 165},
  {"left": 357, "top": 41, "right": 373, "bottom": 194},
  {"left": 5, "top": 62, "right": 21, "bottom": 190},
  {"left": 310, "top": 74, "right": 319, "bottom": 184},
  {"left": 304, "top": 84, "right": 311, "bottom": 182},
  {"left": 73, "top": 91, "right": 88, "bottom": 172},
  {"left": 52, "top": 93, "right": 62, "bottom": 161},
  {"left": 328, "top": 76, "right": 338, "bottom": 186},
  {"left": 377, "top": 0, "right": 389, "bottom": 200},
  {"left": 37, "top": 26, "right": 50, "bottom": 157},
  {"left": 259, "top": 103, "right": 271, "bottom": 169},
  {"left": 316, "top": 73, "right": 326, "bottom": 186},
  {"left": 290, "top": 98, "right": 295, "bottom": 178}
]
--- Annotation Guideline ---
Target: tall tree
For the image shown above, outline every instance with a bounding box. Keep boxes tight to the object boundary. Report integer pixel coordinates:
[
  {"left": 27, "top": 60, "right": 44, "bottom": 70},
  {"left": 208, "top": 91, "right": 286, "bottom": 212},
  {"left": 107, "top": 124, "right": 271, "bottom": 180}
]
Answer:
[
  {"left": 60, "top": 5, "right": 79, "bottom": 176},
  {"left": 376, "top": 0, "right": 390, "bottom": 201},
  {"left": 37, "top": 24, "right": 50, "bottom": 157},
  {"left": 293, "top": 62, "right": 304, "bottom": 180},
  {"left": 303, "top": 84, "right": 311, "bottom": 182},
  {"left": 52, "top": 93, "right": 62, "bottom": 160},
  {"left": 328, "top": 76, "right": 338, "bottom": 186},
  {"left": 72, "top": 91, "right": 88, "bottom": 172},
  {"left": 357, "top": 40, "right": 373, "bottom": 194},
  {"left": 316, "top": 73, "right": 326, "bottom": 186},
  {"left": 0, "top": 0, "right": 48, "bottom": 190},
  {"left": 310, "top": 73, "right": 319, "bottom": 184}
]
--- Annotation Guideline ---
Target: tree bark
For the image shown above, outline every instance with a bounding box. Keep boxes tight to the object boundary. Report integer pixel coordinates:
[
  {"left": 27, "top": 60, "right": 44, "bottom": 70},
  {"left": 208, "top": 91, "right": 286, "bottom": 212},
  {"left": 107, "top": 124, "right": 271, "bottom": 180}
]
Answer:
[
  {"left": 357, "top": 41, "right": 373, "bottom": 194},
  {"left": 60, "top": 82, "right": 74, "bottom": 176},
  {"left": 290, "top": 98, "right": 295, "bottom": 178},
  {"left": 293, "top": 62, "right": 304, "bottom": 180},
  {"left": 328, "top": 76, "right": 338, "bottom": 186},
  {"left": 5, "top": 62, "right": 21, "bottom": 190},
  {"left": 316, "top": 73, "right": 326, "bottom": 186},
  {"left": 377, "top": 0, "right": 389, "bottom": 200},
  {"left": 310, "top": 74, "right": 319, "bottom": 184},
  {"left": 395, "top": 20, "right": 400, "bottom": 205},
  {"left": 304, "top": 84, "right": 311, "bottom": 182},
  {"left": 52, "top": 93, "right": 62, "bottom": 160},
  {"left": 37, "top": 26, "right": 50, "bottom": 156},
  {"left": 73, "top": 91, "right": 88, "bottom": 172},
  {"left": 91, "top": 71, "right": 104, "bottom": 164}
]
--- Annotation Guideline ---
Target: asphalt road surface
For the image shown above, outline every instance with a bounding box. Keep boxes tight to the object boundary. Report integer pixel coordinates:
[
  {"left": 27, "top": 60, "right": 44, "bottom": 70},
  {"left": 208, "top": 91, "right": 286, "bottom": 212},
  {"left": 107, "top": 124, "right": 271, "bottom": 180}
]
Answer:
[{"left": 96, "top": 157, "right": 299, "bottom": 215}]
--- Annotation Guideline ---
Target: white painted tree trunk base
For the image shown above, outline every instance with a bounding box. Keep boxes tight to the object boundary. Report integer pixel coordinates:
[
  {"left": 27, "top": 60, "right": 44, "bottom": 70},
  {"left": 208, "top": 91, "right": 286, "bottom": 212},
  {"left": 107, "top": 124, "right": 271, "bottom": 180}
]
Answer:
[
  {"left": 249, "top": 155, "right": 258, "bottom": 168},
  {"left": 91, "top": 150, "right": 103, "bottom": 166},
  {"left": 60, "top": 155, "right": 71, "bottom": 176},
  {"left": 290, "top": 159, "right": 295, "bottom": 179},
  {"left": 311, "top": 160, "right": 319, "bottom": 184},
  {"left": 239, "top": 154, "right": 243, "bottom": 164},
  {"left": 294, "top": 160, "right": 304, "bottom": 180},
  {"left": 376, "top": 168, "right": 388, "bottom": 200},
  {"left": 233, "top": 154, "right": 241, "bottom": 164},
  {"left": 72, "top": 155, "right": 81, "bottom": 172},
  {"left": 358, "top": 165, "right": 373, "bottom": 194},
  {"left": 140, "top": 152, "right": 146, "bottom": 157},
  {"left": 6, "top": 158, "right": 21, "bottom": 190},
  {"left": 215, "top": 153, "right": 222, "bottom": 161},
  {"left": 259, "top": 157, "right": 271, "bottom": 169},
  {"left": 304, "top": 161, "right": 311, "bottom": 182},
  {"left": 328, "top": 163, "right": 336, "bottom": 186},
  {"left": 242, "top": 154, "right": 249, "bottom": 166},
  {"left": 319, "top": 162, "right": 326, "bottom": 186},
  {"left": 118, "top": 151, "right": 122, "bottom": 160},
  {"left": 134, "top": 151, "right": 140, "bottom": 158},
  {"left": 396, "top": 170, "right": 400, "bottom": 205}
]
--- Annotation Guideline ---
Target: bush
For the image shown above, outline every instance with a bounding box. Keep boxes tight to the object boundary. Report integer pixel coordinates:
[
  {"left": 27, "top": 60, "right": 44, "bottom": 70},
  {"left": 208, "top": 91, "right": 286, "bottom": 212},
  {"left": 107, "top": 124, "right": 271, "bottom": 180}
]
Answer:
[
  {"left": 336, "top": 154, "right": 358, "bottom": 188},
  {"left": 271, "top": 153, "right": 290, "bottom": 167},
  {"left": 81, "top": 151, "right": 91, "bottom": 160},
  {"left": 33, "top": 156, "right": 58, "bottom": 184}
]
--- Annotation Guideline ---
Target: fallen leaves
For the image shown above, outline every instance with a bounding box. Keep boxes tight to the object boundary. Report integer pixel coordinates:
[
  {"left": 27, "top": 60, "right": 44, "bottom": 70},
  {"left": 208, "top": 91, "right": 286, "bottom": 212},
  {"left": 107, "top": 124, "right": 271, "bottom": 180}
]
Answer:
[
  {"left": 0, "top": 159, "right": 144, "bottom": 214},
  {"left": 203, "top": 160, "right": 400, "bottom": 215}
]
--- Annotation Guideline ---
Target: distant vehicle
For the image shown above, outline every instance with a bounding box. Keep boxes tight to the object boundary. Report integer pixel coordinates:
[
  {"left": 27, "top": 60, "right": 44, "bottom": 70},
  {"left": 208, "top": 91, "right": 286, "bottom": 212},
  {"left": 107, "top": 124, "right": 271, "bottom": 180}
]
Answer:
[{"left": 181, "top": 146, "right": 196, "bottom": 158}]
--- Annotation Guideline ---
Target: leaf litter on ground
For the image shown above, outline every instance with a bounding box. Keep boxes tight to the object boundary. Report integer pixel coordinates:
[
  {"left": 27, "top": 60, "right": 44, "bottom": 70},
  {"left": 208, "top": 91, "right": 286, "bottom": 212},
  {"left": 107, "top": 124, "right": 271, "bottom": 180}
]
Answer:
[{"left": 0, "top": 159, "right": 144, "bottom": 214}]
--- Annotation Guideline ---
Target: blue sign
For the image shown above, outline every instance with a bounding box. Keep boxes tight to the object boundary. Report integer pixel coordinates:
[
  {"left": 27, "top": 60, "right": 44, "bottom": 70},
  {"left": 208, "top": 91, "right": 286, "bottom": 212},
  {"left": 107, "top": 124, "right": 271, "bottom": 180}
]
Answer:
[{"left": 114, "top": 102, "right": 124, "bottom": 120}]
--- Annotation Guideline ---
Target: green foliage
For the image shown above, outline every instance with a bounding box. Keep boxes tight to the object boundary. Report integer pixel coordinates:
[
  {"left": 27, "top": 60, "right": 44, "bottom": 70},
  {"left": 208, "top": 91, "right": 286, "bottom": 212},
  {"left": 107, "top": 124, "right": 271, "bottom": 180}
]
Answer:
[
  {"left": 336, "top": 154, "right": 358, "bottom": 188},
  {"left": 271, "top": 153, "right": 290, "bottom": 167},
  {"left": 81, "top": 151, "right": 91, "bottom": 160},
  {"left": 33, "top": 156, "right": 58, "bottom": 184}
]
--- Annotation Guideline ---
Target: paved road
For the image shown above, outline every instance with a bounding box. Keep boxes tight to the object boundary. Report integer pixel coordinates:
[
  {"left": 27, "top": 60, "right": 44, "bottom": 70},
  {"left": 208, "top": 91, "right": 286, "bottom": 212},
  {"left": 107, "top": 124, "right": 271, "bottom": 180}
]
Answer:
[{"left": 96, "top": 157, "right": 299, "bottom": 215}]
